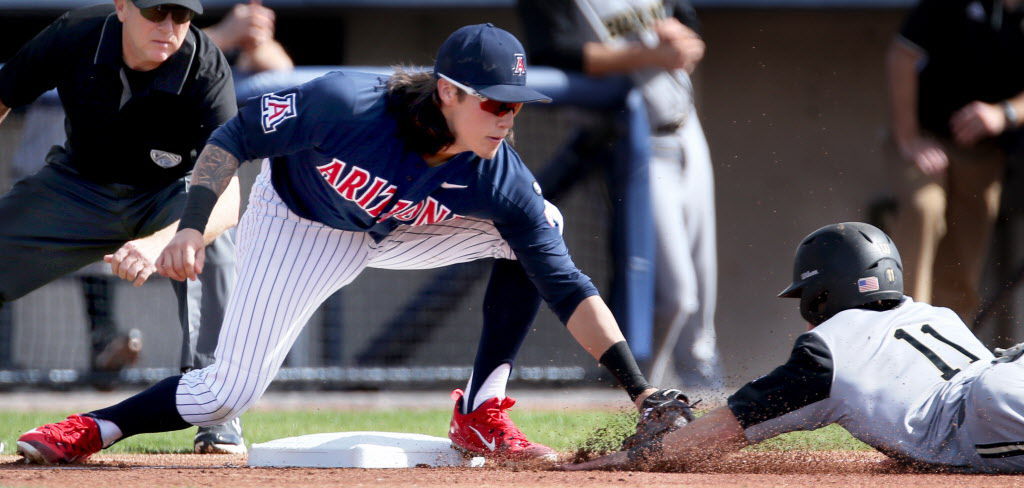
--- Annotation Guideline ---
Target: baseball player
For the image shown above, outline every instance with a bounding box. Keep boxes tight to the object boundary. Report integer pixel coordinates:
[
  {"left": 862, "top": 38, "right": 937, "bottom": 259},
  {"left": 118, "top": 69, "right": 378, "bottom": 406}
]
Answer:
[
  {"left": 0, "top": 0, "right": 245, "bottom": 453},
  {"left": 4, "top": 0, "right": 293, "bottom": 450},
  {"left": 518, "top": 0, "right": 722, "bottom": 388},
  {"left": 15, "top": 23, "right": 686, "bottom": 464},
  {"left": 569, "top": 222, "right": 1024, "bottom": 474}
]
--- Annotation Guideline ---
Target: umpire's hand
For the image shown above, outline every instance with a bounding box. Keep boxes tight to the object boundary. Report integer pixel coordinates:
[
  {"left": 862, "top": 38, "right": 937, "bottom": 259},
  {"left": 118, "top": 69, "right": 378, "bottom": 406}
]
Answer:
[
  {"left": 157, "top": 229, "right": 206, "bottom": 281},
  {"left": 105, "top": 238, "right": 163, "bottom": 287}
]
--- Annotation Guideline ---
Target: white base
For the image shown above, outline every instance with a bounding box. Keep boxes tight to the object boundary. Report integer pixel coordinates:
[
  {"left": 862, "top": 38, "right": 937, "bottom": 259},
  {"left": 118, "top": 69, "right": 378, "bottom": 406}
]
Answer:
[{"left": 247, "top": 431, "right": 486, "bottom": 468}]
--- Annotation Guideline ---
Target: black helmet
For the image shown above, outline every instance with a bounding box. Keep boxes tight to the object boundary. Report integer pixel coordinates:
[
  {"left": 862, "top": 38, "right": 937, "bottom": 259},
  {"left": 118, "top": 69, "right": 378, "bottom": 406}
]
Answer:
[{"left": 779, "top": 222, "right": 904, "bottom": 325}]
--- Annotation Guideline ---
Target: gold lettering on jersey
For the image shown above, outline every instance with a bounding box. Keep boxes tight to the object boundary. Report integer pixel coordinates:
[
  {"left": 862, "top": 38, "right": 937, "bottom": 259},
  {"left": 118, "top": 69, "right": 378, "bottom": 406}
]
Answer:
[
  {"left": 315, "top": 159, "right": 461, "bottom": 226},
  {"left": 602, "top": 4, "right": 667, "bottom": 39}
]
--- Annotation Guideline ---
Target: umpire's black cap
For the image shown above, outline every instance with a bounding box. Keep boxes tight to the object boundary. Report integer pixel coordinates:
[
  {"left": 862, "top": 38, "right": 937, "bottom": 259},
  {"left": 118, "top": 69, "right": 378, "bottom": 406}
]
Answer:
[{"left": 133, "top": 0, "right": 203, "bottom": 15}]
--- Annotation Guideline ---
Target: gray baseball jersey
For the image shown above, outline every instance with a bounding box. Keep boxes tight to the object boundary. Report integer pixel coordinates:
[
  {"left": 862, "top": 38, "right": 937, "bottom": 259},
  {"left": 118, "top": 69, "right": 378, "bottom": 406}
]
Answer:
[
  {"left": 572, "top": 0, "right": 693, "bottom": 130},
  {"left": 728, "top": 297, "right": 1024, "bottom": 472},
  {"left": 520, "top": 0, "right": 721, "bottom": 385}
]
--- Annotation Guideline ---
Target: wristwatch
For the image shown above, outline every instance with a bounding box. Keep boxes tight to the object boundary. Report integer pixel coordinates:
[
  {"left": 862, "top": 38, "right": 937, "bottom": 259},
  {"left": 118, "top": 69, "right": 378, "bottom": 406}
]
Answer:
[{"left": 1002, "top": 101, "right": 1018, "bottom": 129}]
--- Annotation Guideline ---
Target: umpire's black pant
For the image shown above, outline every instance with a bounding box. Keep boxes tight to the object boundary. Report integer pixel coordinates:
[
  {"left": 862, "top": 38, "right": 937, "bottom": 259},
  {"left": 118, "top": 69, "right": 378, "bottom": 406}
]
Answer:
[{"left": 0, "top": 163, "right": 234, "bottom": 371}]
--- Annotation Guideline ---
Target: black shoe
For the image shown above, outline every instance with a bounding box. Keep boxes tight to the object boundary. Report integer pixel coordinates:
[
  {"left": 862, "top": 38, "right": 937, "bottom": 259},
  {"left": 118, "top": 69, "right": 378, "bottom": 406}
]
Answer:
[{"left": 194, "top": 418, "right": 246, "bottom": 454}]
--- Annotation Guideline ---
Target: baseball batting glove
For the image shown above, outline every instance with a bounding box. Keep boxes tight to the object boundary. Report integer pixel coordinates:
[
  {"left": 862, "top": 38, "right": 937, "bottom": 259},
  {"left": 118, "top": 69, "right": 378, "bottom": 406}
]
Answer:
[
  {"left": 995, "top": 342, "right": 1024, "bottom": 363},
  {"left": 622, "top": 389, "right": 697, "bottom": 464}
]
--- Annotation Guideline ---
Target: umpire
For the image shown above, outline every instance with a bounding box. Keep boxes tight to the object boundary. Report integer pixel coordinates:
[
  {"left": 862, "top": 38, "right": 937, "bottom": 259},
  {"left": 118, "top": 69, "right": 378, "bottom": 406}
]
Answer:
[
  {"left": 886, "top": 0, "right": 1024, "bottom": 335},
  {"left": 0, "top": 0, "right": 244, "bottom": 453}
]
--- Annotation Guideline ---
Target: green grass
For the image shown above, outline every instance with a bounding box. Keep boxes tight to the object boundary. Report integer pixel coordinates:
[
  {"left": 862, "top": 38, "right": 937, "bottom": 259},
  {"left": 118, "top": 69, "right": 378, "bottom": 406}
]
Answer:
[
  {"left": 747, "top": 424, "right": 871, "bottom": 451},
  {"left": 0, "top": 409, "right": 869, "bottom": 455}
]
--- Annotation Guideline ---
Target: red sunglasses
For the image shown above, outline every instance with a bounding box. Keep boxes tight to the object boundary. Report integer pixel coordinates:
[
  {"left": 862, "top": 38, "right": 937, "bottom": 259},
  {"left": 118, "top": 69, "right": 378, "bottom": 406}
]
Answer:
[
  {"left": 439, "top": 74, "right": 524, "bottom": 117},
  {"left": 139, "top": 4, "right": 195, "bottom": 24},
  {"left": 478, "top": 99, "right": 524, "bottom": 117}
]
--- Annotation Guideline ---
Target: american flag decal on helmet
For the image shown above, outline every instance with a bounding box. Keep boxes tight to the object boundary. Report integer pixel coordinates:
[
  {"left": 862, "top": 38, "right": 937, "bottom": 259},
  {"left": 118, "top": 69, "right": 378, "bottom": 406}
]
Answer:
[{"left": 858, "top": 277, "right": 879, "bottom": 293}]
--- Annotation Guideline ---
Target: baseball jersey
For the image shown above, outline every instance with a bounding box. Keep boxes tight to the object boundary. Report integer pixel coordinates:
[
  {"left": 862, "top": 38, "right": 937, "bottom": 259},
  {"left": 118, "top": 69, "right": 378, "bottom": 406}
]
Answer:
[
  {"left": 207, "top": 71, "right": 597, "bottom": 322},
  {"left": 0, "top": 5, "right": 236, "bottom": 188},
  {"left": 727, "top": 297, "right": 997, "bottom": 469},
  {"left": 571, "top": 0, "right": 696, "bottom": 131}
]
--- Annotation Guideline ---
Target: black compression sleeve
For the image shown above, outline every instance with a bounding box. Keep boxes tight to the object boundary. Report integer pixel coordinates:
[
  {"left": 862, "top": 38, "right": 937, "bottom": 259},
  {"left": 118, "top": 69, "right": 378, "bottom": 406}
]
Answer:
[
  {"left": 599, "top": 341, "right": 652, "bottom": 401},
  {"left": 177, "top": 185, "right": 218, "bottom": 233},
  {"left": 727, "top": 333, "right": 834, "bottom": 429}
]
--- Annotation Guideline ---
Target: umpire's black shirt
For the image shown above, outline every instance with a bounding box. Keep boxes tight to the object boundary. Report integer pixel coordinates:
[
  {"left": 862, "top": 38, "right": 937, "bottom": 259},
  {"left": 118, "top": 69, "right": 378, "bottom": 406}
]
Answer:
[
  {"left": 900, "top": 0, "right": 1024, "bottom": 139},
  {"left": 0, "top": 4, "right": 236, "bottom": 188}
]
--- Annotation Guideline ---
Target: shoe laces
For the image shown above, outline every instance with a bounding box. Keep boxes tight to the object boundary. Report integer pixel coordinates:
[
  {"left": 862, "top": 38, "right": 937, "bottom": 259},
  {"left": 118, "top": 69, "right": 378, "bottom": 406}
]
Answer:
[
  {"left": 40, "top": 416, "right": 100, "bottom": 456},
  {"left": 476, "top": 397, "right": 531, "bottom": 447}
]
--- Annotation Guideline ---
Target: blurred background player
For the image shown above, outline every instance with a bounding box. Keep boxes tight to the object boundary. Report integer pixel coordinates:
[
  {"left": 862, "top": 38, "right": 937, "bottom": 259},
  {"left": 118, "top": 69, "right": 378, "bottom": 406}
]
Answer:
[
  {"left": 517, "top": 0, "right": 722, "bottom": 389},
  {"left": 570, "top": 222, "right": 1024, "bottom": 474},
  {"left": 0, "top": 0, "right": 247, "bottom": 454},
  {"left": 203, "top": 0, "right": 293, "bottom": 75},
  {"left": 885, "top": 0, "right": 1024, "bottom": 341}
]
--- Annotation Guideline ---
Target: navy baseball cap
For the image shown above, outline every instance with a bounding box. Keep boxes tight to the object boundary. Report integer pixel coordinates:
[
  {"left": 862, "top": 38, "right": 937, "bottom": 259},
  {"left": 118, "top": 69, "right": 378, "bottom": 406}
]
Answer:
[
  {"left": 133, "top": 0, "right": 203, "bottom": 15},
  {"left": 434, "top": 23, "right": 551, "bottom": 104}
]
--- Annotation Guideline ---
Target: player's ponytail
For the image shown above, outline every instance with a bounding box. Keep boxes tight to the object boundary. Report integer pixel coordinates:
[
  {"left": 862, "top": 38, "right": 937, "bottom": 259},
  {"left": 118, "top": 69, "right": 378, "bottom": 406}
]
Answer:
[{"left": 386, "top": 66, "right": 457, "bottom": 157}]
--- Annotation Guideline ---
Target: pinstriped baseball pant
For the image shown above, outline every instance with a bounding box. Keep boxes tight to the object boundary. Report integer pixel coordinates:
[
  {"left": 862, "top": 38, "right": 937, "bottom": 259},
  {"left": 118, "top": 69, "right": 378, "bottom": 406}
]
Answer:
[{"left": 176, "top": 163, "right": 514, "bottom": 425}]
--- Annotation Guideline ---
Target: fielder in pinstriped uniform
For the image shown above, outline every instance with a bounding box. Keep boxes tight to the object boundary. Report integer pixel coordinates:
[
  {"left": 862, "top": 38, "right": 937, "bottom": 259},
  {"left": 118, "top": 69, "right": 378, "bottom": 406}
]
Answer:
[
  {"left": 16, "top": 23, "right": 688, "bottom": 464},
  {"left": 569, "top": 223, "right": 1024, "bottom": 473}
]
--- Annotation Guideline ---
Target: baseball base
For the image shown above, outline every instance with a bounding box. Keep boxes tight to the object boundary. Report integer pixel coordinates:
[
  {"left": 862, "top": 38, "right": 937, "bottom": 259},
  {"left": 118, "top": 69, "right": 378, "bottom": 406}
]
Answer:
[{"left": 247, "top": 431, "right": 486, "bottom": 468}]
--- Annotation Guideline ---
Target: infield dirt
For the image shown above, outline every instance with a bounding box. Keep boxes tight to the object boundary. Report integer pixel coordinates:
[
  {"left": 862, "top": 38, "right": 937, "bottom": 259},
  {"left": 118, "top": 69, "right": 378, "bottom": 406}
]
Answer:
[{"left": 1, "top": 451, "right": 1023, "bottom": 488}]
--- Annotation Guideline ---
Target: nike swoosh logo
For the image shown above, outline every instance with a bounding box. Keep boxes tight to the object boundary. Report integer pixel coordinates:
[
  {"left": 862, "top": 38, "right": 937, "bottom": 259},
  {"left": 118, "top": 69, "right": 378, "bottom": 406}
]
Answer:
[
  {"left": 440, "top": 182, "right": 469, "bottom": 189},
  {"left": 468, "top": 426, "right": 496, "bottom": 451}
]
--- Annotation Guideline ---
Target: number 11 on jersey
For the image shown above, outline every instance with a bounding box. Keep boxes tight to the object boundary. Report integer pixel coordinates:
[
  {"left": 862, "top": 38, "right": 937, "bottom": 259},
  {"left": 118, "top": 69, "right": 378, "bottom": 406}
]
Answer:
[{"left": 894, "top": 324, "right": 980, "bottom": 380}]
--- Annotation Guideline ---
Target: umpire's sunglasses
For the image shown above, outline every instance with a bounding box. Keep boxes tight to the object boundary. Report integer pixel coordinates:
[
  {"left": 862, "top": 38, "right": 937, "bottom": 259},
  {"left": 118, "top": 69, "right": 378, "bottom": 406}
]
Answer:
[
  {"left": 139, "top": 4, "right": 195, "bottom": 24},
  {"left": 438, "top": 74, "right": 524, "bottom": 117}
]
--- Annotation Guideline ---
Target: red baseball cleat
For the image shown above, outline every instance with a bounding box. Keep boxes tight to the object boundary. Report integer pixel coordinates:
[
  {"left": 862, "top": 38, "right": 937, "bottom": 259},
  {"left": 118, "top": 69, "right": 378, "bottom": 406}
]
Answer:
[
  {"left": 17, "top": 414, "right": 103, "bottom": 464},
  {"left": 448, "top": 389, "right": 557, "bottom": 462}
]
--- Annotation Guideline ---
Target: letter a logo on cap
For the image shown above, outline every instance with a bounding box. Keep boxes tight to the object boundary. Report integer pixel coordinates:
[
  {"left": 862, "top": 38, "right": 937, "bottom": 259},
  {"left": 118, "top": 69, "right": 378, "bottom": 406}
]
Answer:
[{"left": 512, "top": 54, "right": 526, "bottom": 76}]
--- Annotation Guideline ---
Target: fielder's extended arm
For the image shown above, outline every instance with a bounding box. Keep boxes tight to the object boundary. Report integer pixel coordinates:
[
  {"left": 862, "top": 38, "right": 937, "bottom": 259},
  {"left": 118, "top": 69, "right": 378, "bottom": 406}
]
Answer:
[
  {"left": 567, "top": 296, "right": 657, "bottom": 408},
  {"left": 156, "top": 143, "right": 241, "bottom": 281}
]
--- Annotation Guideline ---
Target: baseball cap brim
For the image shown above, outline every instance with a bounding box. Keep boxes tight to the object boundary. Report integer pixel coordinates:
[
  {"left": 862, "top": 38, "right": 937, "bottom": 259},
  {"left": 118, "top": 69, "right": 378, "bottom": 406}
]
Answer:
[
  {"left": 133, "top": 0, "right": 203, "bottom": 14},
  {"left": 475, "top": 84, "right": 552, "bottom": 103}
]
